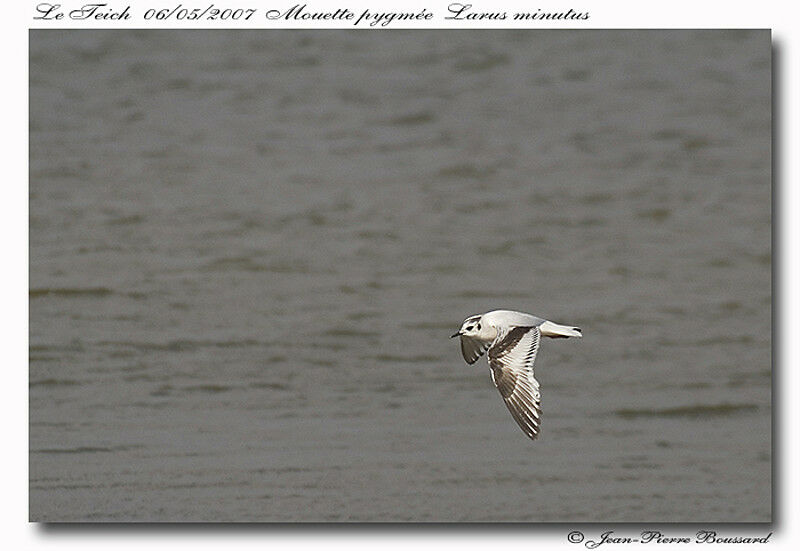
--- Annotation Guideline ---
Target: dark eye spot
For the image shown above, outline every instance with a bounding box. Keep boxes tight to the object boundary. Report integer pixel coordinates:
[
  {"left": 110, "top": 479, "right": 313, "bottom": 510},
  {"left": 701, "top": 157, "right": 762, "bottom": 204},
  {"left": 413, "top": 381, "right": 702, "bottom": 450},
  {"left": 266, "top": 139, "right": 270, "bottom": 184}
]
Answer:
[
  {"left": 466, "top": 326, "right": 473, "bottom": 331},
  {"left": 477, "top": 324, "right": 481, "bottom": 330}
]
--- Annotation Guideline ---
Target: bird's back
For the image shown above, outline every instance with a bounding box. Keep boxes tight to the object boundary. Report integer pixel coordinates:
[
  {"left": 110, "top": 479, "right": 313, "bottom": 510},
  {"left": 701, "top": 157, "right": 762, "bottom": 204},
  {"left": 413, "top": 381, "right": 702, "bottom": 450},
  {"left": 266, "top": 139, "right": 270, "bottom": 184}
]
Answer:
[{"left": 482, "top": 310, "right": 546, "bottom": 328}]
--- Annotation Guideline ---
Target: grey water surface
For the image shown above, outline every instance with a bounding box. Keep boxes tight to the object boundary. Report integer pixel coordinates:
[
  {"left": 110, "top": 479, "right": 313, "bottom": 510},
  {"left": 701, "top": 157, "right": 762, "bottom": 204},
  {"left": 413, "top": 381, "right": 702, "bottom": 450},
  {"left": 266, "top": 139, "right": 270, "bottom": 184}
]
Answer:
[{"left": 29, "top": 30, "right": 771, "bottom": 522}]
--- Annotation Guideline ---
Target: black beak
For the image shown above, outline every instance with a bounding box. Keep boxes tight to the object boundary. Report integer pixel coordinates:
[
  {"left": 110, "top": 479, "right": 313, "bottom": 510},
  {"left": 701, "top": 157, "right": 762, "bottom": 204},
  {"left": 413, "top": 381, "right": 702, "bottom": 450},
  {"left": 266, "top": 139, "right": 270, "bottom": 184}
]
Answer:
[{"left": 450, "top": 332, "right": 461, "bottom": 338}]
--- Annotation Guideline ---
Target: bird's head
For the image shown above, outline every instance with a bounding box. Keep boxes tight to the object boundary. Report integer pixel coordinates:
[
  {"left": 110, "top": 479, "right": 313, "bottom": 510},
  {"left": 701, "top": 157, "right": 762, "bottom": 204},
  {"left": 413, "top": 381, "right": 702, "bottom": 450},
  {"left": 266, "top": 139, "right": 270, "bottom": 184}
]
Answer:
[{"left": 451, "top": 314, "right": 491, "bottom": 340}]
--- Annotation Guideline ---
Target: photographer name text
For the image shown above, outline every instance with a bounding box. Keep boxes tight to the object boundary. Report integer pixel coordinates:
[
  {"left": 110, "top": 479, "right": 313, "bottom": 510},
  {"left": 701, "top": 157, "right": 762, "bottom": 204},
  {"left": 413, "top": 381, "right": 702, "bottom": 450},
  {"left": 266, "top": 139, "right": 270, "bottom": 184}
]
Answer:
[{"left": 567, "top": 530, "right": 772, "bottom": 548}]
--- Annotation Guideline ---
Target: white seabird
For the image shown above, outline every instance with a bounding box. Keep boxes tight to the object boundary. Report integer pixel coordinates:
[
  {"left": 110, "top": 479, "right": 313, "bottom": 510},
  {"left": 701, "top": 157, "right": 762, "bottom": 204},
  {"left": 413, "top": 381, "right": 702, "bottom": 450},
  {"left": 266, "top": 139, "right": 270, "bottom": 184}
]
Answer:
[{"left": 451, "top": 309, "right": 582, "bottom": 440}]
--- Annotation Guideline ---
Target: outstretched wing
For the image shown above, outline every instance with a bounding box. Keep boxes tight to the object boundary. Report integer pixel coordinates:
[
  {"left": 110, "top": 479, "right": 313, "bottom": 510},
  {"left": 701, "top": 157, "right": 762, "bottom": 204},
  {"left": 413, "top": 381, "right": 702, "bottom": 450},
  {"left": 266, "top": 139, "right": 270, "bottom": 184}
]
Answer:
[
  {"left": 460, "top": 335, "right": 491, "bottom": 364},
  {"left": 488, "top": 326, "right": 542, "bottom": 440}
]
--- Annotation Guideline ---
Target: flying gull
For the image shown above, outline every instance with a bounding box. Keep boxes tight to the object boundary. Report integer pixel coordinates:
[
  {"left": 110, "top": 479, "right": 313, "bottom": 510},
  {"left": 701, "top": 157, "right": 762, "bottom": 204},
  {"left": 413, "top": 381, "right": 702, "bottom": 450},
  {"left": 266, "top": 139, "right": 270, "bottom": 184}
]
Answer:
[{"left": 451, "top": 309, "right": 582, "bottom": 440}]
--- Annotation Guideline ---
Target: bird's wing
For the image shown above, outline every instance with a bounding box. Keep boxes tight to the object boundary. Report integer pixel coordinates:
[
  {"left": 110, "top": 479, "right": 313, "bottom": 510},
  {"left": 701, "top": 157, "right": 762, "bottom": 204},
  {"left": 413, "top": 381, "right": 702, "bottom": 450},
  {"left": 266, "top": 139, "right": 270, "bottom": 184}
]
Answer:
[
  {"left": 488, "top": 326, "right": 542, "bottom": 440},
  {"left": 460, "top": 335, "right": 491, "bottom": 364}
]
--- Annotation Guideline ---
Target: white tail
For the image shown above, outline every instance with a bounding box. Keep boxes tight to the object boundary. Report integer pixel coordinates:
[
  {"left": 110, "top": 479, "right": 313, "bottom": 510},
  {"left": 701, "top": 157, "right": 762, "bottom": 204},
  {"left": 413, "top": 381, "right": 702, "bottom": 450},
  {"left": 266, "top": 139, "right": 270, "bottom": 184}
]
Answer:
[{"left": 539, "top": 321, "right": 582, "bottom": 339}]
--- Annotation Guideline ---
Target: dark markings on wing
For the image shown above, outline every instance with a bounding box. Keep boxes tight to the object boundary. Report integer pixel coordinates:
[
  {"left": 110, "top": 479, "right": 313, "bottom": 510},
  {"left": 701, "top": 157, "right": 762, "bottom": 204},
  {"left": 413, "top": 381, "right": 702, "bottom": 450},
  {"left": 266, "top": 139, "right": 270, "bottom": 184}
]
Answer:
[
  {"left": 460, "top": 336, "right": 491, "bottom": 364},
  {"left": 488, "top": 326, "right": 543, "bottom": 440}
]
